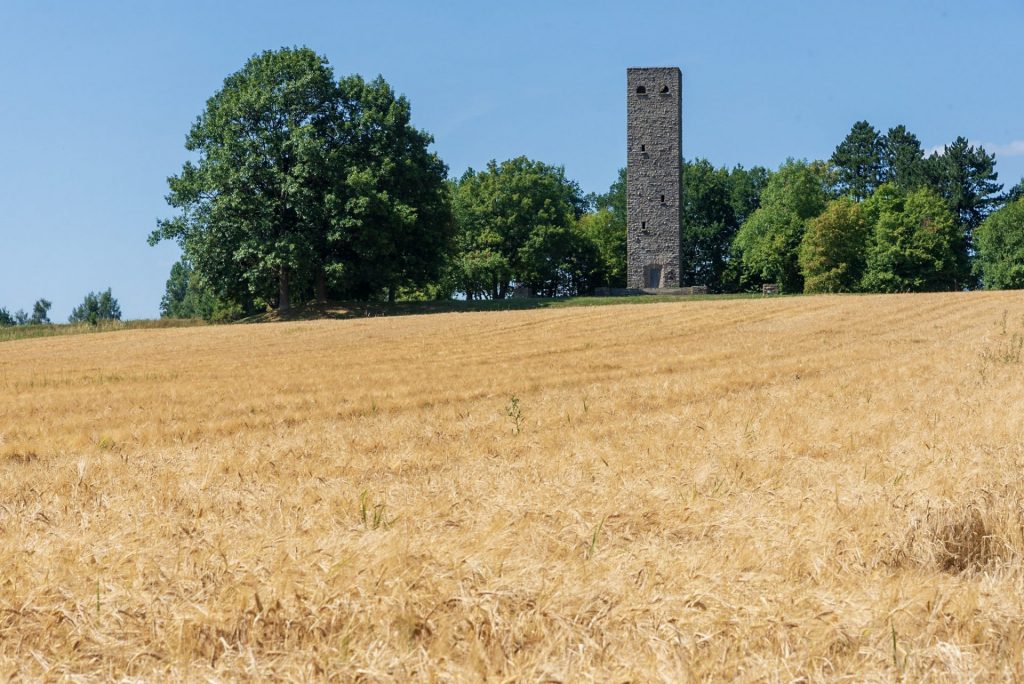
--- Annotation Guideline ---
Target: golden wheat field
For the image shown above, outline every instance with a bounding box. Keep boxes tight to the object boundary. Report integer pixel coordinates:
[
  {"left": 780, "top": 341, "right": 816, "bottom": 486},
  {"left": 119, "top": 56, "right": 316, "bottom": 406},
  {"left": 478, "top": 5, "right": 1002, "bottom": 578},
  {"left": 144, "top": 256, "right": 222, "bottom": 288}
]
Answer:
[{"left": 2, "top": 292, "right": 1024, "bottom": 681}]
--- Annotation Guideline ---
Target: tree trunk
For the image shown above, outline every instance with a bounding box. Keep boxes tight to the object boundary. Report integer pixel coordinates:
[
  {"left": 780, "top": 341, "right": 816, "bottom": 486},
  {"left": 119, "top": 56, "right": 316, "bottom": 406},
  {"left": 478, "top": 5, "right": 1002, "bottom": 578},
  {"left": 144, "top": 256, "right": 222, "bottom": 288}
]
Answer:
[
  {"left": 315, "top": 268, "right": 327, "bottom": 305},
  {"left": 278, "top": 270, "right": 291, "bottom": 314},
  {"left": 388, "top": 284, "right": 396, "bottom": 303}
]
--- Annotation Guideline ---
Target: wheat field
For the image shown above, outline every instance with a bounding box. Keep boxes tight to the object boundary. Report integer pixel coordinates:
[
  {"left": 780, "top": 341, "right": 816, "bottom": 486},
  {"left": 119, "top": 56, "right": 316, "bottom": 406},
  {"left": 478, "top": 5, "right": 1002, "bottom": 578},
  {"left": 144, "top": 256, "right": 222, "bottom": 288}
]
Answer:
[{"left": 2, "top": 292, "right": 1024, "bottom": 681}]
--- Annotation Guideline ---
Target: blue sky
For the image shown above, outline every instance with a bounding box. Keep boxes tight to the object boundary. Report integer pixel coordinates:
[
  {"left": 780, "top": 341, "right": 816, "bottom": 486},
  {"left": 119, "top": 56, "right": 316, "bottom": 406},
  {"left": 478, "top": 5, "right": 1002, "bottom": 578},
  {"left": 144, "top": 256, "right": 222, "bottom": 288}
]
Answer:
[{"left": 2, "top": 0, "right": 1022, "bottom": 320}]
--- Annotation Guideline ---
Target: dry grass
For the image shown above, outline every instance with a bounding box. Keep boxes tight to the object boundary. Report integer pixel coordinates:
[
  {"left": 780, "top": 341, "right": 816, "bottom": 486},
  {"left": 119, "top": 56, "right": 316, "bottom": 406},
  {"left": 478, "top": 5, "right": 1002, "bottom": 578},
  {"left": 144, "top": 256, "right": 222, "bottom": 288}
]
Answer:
[{"left": 2, "top": 292, "right": 1024, "bottom": 681}]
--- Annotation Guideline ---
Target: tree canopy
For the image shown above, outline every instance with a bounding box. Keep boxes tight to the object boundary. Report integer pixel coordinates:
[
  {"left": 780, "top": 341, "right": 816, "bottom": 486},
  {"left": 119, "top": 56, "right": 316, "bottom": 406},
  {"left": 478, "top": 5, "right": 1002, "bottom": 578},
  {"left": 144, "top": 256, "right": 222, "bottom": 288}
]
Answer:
[
  {"left": 881, "top": 125, "right": 926, "bottom": 190},
  {"left": 831, "top": 121, "right": 884, "bottom": 200},
  {"left": 160, "top": 260, "right": 240, "bottom": 321},
  {"left": 69, "top": 289, "right": 122, "bottom": 324},
  {"left": 733, "top": 159, "right": 830, "bottom": 292},
  {"left": 799, "top": 198, "right": 870, "bottom": 293},
  {"left": 30, "top": 299, "right": 51, "bottom": 325},
  {"left": 0, "top": 299, "right": 52, "bottom": 326},
  {"left": 150, "top": 47, "right": 452, "bottom": 314},
  {"left": 450, "top": 157, "right": 590, "bottom": 299},
  {"left": 861, "top": 185, "right": 961, "bottom": 292},
  {"left": 975, "top": 199, "right": 1024, "bottom": 289}
]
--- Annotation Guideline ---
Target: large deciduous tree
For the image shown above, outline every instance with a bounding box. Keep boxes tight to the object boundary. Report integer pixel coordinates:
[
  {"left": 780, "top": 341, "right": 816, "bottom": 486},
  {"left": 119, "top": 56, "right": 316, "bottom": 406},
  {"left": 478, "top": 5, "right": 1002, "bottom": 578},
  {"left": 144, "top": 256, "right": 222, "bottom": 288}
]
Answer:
[
  {"left": 575, "top": 207, "right": 626, "bottom": 289},
  {"left": 327, "top": 75, "right": 453, "bottom": 302},
  {"left": 733, "top": 159, "right": 830, "bottom": 292},
  {"left": 585, "top": 167, "right": 628, "bottom": 288},
  {"left": 451, "top": 157, "right": 586, "bottom": 299},
  {"left": 152, "top": 48, "right": 338, "bottom": 314},
  {"left": 861, "top": 185, "right": 961, "bottom": 292},
  {"left": 975, "top": 199, "right": 1024, "bottom": 289},
  {"left": 680, "top": 159, "right": 737, "bottom": 290},
  {"left": 150, "top": 48, "right": 451, "bottom": 313},
  {"left": 799, "top": 198, "right": 870, "bottom": 293}
]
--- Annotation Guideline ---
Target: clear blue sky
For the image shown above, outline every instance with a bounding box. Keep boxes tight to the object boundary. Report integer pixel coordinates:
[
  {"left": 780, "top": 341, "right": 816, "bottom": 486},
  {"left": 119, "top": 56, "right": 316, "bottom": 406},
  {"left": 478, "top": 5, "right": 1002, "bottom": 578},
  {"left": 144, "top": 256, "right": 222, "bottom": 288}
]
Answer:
[{"left": 2, "top": 0, "right": 1022, "bottom": 320}]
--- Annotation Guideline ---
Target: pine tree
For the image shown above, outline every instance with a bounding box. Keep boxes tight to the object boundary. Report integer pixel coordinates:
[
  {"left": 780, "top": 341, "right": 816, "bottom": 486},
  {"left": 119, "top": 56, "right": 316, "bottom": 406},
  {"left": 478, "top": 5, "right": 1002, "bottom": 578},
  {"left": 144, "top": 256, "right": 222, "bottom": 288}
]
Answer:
[
  {"left": 881, "top": 125, "right": 925, "bottom": 190},
  {"left": 831, "top": 121, "right": 884, "bottom": 200}
]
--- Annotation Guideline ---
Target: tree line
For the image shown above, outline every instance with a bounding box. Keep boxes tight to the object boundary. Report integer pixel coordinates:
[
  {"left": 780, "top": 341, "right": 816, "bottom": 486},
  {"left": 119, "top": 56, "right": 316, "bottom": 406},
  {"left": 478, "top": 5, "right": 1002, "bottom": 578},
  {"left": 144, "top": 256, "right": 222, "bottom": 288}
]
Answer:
[
  {"left": 0, "top": 290, "right": 122, "bottom": 327},
  {"left": 154, "top": 47, "right": 1024, "bottom": 320}
]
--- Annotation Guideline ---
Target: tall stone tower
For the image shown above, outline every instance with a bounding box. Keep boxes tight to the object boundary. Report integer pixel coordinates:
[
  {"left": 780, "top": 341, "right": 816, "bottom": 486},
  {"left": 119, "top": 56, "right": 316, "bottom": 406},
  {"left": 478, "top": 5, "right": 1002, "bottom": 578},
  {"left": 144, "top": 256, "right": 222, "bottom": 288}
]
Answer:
[{"left": 626, "top": 67, "right": 682, "bottom": 289}]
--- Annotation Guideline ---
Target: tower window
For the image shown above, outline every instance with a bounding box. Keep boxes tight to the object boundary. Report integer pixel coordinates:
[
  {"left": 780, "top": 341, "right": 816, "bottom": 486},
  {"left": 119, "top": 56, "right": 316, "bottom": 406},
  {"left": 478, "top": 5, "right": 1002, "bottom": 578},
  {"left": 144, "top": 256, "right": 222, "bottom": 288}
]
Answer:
[
  {"left": 636, "top": 85, "right": 646, "bottom": 94},
  {"left": 660, "top": 85, "right": 669, "bottom": 94},
  {"left": 640, "top": 144, "right": 646, "bottom": 152},
  {"left": 641, "top": 221, "right": 646, "bottom": 229},
  {"left": 660, "top": 194, "right": 665, "bottom": 203}
]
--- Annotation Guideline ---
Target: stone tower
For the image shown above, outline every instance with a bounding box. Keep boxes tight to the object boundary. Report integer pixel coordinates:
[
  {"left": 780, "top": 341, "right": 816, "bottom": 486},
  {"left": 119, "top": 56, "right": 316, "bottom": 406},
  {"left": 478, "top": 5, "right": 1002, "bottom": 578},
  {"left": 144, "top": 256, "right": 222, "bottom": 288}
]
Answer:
[{"left": 626, "top": 67, "right": 682, "bottom": 289}]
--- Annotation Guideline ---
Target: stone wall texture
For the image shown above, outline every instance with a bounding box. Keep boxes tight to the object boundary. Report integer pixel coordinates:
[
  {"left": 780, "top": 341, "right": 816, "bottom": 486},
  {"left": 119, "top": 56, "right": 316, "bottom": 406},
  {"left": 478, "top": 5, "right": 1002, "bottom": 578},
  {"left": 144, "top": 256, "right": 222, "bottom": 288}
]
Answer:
[{"left": 626, "top": 67, "right": 682, "bottom": 289}]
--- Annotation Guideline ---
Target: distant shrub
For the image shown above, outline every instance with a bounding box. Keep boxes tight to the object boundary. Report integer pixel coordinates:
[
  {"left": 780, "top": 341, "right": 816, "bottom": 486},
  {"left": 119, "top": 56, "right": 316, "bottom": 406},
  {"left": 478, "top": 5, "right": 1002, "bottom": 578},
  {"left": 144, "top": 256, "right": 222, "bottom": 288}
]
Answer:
[{"left": 69, "top": 289, "right": 121, "bottom": 325}]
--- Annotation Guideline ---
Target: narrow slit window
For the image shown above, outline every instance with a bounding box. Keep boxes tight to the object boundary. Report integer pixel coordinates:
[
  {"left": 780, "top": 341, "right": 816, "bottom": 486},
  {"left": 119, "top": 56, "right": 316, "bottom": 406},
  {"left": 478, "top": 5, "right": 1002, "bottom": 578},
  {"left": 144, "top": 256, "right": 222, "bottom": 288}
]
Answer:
[
  {"left": 640, "top": 144, "right": 646, "bottom": 152},
  {"left": 641, "top": 221, "right": 646, "bottom": 229},
  {"left": 636, "top": 85, "right": 646, "bottom": 94},
  {"left": 660, "top": 194, "right": 666, "bottom": 203}
]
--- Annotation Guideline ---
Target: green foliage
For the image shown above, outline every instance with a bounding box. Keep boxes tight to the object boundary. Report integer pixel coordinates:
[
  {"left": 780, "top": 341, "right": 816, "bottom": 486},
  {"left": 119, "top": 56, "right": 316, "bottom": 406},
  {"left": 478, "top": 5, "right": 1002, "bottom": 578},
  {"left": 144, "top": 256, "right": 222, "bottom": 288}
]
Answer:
[
  {"left": 505, "top": 395, "right": 523, "bottom": 435},
  {"left": 799, "top": 198, "right": 870, "bottom": 293},
  {"left": 160, "top": 260, "right": 242, "bottom": 321},
  {"left": 151, "top": 47, "right": 338, "bottom": 313},
  {"left": 576, "top": 208, "right": 626, "bottom": 288},
  {"left": 975, "top": 199, "right": 1024, "bottom": 289},
  {"left": 447, "top": 247, "right": 511, "bottom": 302},
  {"left": 734, "top": 206, "right": 806, "bottom": 292},
  {"left": 832, "top": 121, "right": 885, "bottom": 200},
  {"left": 923, "top": 137, "right": 1002, "bottom": 287},
  {"left": 862, "top": 186, "right": 961, "bottom": 292},
  {"left": 759, "top": 160, "right": 832, "bottom": 220},
  {"left": 728, "top": 164, "right": 771, "bottom": 225},
  {"left": 1004, "top": 179, "right": 1024, "bottom": 206},
  {"left": 925, "top": 137, "right": 1003, "bottom": 234},
  {"left": 519, "top": 223, "right": 603, "bottom": 297},
  {"left": 30, "top": 299, "right": 51, "bottom": 325},
  {"left": 0, "top": 300, "right": 50, "bottom": 326},
  {"left": 328, "top": 75, "right": 453, "bottom": 301},
  {"left": 585, "top": 166, "right": 628, "bottom": 288},
  {"left": 681, "top": 160, "right": 738, "bottom": 289},
  {"left": 734, "top": 159, "right": 830, "bottom": 292},
  {"left": 596, "top": 167, "right": 627, "bottom": 221},
  {"left": 69, "top": 289, "right": 122, "bottom": 324},
  {"left": 881, "top": 125, "right": 927, "bottom": 190},
  {"left": 358, "top": 490, "right": 394, "bottom": 530},
  {"left": 451, "top": 157, "right": 584, "bottom": 299},
  {"left": 151, "top": 47, "right": 451, "bottom": 313}
]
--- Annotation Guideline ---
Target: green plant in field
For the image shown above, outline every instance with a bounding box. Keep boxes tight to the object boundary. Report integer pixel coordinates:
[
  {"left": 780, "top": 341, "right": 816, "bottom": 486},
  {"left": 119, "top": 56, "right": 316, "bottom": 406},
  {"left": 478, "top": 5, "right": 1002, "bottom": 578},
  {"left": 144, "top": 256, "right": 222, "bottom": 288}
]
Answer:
[
  {"left": 359, "top": 490, "right": 394, "bottom": 530},
  {"left": 585, "top": 515, "right": 607, "bottom": 560},
  {"left": 506, "top": 395, "right": 524, "bottom": 435}
]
